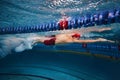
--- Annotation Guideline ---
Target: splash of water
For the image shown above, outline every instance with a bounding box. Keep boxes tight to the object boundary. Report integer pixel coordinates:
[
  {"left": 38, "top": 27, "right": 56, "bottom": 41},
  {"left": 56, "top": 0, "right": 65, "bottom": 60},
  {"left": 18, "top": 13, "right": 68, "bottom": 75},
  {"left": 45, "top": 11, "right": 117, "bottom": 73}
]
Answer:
[{"left": 0, "top": 33, "right": 41, "bottom": 58}]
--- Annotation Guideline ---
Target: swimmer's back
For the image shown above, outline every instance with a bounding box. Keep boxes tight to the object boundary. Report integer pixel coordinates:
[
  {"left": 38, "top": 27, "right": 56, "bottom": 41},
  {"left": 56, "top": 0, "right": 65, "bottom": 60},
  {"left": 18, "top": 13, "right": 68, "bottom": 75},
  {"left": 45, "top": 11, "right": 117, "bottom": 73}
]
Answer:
[{"left": 55, "top": 33, "right": 74, "bottom": 44}]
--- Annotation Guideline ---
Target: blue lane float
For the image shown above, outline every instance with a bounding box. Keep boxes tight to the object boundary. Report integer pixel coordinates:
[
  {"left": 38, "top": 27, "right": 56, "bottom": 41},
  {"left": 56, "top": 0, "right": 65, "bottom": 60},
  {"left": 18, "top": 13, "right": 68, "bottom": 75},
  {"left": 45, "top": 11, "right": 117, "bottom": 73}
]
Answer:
[{"left": 0, "top": 9, "right": 120, "bottom": 34}]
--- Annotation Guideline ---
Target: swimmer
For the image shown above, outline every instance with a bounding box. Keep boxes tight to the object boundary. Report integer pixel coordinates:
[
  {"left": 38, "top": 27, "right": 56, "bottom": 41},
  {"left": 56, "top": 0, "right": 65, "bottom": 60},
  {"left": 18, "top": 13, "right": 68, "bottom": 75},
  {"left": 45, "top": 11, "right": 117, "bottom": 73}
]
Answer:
[
  {"left": 14, "top": 27, "right": 114, "bottom": 52},
  {"left": 32, "top": 27, "right": 114, "bottom": 46},
  {"left": 32, "top": 34, "right": 114, "bottom": 46}
]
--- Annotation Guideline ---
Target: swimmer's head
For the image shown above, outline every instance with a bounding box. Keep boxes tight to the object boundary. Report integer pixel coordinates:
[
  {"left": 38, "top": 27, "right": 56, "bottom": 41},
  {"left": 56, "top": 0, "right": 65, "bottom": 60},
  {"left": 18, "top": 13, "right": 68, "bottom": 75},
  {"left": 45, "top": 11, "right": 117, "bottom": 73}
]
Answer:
[{"left": 72, "top": 33, "right": 80, "bottom": 39}]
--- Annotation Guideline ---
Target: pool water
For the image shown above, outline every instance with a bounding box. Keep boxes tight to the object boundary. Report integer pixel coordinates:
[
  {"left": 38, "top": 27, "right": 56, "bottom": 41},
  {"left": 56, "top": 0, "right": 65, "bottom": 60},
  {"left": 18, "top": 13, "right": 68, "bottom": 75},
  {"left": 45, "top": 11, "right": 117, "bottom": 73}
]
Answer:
[
  {"left": 0, "top": 0, "right": 120, "bottom": 80},
  {"left": 0, "top": 49, "right": 120, "bottom": 80}
]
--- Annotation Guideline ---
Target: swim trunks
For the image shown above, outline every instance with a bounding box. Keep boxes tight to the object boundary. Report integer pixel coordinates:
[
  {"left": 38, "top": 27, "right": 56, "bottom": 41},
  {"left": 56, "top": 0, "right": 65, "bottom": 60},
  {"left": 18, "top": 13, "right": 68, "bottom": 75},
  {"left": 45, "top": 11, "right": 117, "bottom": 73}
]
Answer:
[
  {"left": 59, "top": 20, "right": 68, "bottom": 30},
  {"left": 44, "top": 37, "right": 56, "bottom": 45}
]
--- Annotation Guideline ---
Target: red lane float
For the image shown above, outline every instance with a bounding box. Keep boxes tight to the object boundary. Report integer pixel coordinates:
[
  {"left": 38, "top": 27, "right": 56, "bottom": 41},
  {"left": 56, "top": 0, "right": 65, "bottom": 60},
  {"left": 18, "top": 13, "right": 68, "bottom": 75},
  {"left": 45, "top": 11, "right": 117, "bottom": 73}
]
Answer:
[{"left": 59, "top": 19, "right": 68, "bottom": 30}]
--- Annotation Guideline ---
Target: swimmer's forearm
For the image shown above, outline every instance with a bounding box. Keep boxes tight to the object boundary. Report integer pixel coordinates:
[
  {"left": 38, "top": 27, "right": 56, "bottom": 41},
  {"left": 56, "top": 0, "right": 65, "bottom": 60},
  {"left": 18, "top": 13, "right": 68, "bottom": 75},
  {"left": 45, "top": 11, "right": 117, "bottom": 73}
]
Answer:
[
  {"left": 74, "top": 38, "right": 114, "bottom": 43},
  {"left": 97, "top": 27, "right": 112, "bottom": 32},
  {"left": 84, "top": 27, "right": 111, "bottom": 33},
  {"left": 74, "top": 39, "right": 100, "bottom": 43}
]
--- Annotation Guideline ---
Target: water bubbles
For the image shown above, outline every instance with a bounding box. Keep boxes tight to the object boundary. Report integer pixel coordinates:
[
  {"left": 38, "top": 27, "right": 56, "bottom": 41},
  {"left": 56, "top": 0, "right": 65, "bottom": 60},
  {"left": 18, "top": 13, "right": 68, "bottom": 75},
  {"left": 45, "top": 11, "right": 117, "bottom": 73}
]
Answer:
[
  {"left": 0, "top": 0, "right": 119, "bottom": 27},
  {"left": 76, "top": 8, "right": 80, "bottom": 11}
]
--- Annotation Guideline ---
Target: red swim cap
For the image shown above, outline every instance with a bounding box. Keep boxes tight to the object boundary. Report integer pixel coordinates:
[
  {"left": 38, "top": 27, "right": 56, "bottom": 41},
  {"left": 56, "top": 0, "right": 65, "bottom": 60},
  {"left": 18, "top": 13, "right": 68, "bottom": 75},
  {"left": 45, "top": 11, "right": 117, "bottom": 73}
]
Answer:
[{"left": 72, "top": 33, "right": 80, "bottom": 38}]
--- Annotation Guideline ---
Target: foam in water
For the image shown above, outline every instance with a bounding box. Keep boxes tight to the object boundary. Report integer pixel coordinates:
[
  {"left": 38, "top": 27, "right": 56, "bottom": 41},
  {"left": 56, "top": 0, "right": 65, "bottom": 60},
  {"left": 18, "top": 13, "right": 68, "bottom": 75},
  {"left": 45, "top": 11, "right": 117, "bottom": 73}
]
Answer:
[
  {"left": 0, "top": 37, "right": 23, "bottom": 58},
  {"left": 14, "top": 39, "right": 33, "bottom": 52},
  {"left": 0, "top": 33, "right": 41, "bottom": 58}
]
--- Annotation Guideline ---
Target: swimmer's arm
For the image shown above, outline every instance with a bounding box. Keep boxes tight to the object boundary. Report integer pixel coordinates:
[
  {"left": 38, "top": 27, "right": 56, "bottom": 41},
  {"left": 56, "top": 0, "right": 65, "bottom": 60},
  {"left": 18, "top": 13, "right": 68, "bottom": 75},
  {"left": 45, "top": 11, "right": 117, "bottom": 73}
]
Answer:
[
  {"left": 97, "top": 27, "right": 112, "bottom": 32},
  {"left": 82, "top": 27, "right": 112, "bottom": 33},
  {"left": 74, "top": 39, "right": 100, "bottom": 43},
  {"left": 74, "top": 38, "right": 115, "bottom": 43}
]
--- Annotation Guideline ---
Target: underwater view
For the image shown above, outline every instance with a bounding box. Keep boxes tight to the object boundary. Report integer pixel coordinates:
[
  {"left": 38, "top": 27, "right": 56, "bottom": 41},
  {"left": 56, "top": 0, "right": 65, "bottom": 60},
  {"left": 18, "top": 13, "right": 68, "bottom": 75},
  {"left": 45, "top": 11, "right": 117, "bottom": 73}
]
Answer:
[{"left": 0, "top": 0, "right": 120, "bottom": 80}]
